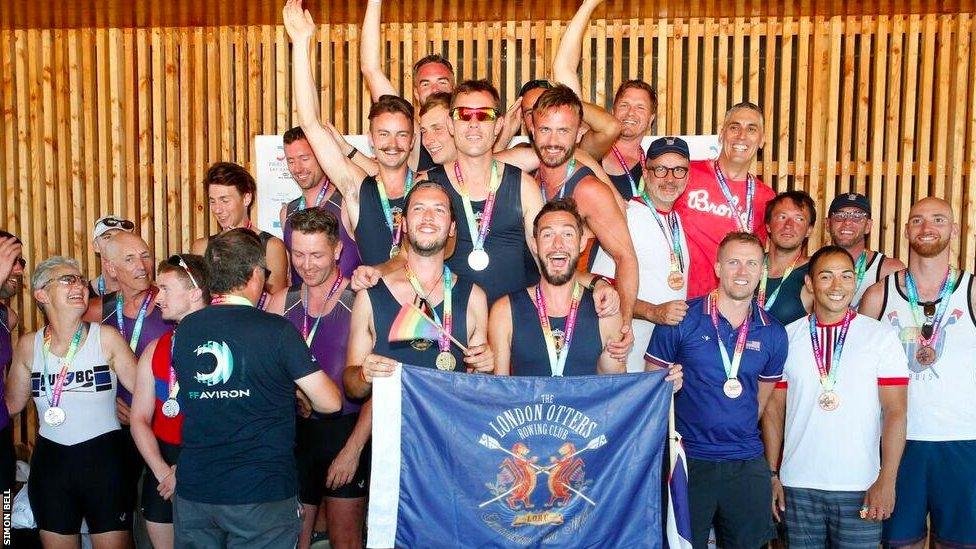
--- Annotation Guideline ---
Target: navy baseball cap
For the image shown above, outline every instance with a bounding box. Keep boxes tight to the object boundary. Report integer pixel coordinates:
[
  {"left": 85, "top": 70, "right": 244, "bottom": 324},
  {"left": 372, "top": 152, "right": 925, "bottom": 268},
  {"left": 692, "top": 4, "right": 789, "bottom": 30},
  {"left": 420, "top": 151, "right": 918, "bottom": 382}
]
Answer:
[
  {"left": 647, "top": 136, "right": 690, "bottom": 161},
  {"left": 828, "top": 192, "right": 871, "bottom": 217}
]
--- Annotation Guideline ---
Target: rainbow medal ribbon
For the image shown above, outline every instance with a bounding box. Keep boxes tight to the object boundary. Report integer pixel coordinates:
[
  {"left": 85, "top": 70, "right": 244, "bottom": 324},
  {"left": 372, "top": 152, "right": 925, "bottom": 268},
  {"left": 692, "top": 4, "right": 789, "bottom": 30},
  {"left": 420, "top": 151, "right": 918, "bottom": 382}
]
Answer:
[
  {"left": 708, "top": 291, "right": 751, "bottom": 398},
  {"left": 406, "top": 265, "right": 455, "bottom": 370},
  {"left": 713, "top": 160, "right": 755, "bottom": 233},
  {"left": 455, "top": 160, "right": 501, "bottom": 271},
  {"left": 757, "top": 254, "right": 800, "bottom": 310},
  {"left": 809, "top": 308, "right": 854, "bottom": 411},
  {"left": 116, "top": 289, "right": 155, "bottom": 352},
  {"left": 41, "top": 323, "right": 85, "bottom": 426},
  {"left": 537, "top": 158, "right": 576, "bottom": 201},
  {"left": 162, "top": 332, "right": 181, "bottom": 418},
  {"left": 853, "top": 251, "right": 868, "bottom": 294},
  {"left": 610, "top": 145, "right": 647, "bottom": 199},
  {"left": 302, "top": 275, "right": 344, "bottom": 347},
  {"left": 211, "top": 294, "right": 254, "bottom": 306},
  {"left": 905, "top": 266, "right": 956, "bottom": 367},
  {"left": 535, "top": 282, "right": 583, "bottom": 377},
  {"left": 297, "top": 179, "right": 331, "bottom": 211},
  {"left": 377, "top": 170, "right": 415, "bottom": 259}
]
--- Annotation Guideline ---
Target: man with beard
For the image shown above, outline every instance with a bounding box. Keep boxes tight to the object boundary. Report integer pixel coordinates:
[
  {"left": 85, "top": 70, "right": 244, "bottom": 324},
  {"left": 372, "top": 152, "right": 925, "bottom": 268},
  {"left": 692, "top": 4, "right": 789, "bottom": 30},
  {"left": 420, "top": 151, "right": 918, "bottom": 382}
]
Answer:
[
  {"left": 344, "top": 182, "right": 494, "bottom": 397},
  {"left": 826, "top": 192, "right": 904, "bottom": 307},
  {"left": 859, "top": 197, "right": 976, "bottom": 548},
  {"left": 758, "top": 191, "right": 817, "bottom": 325},
  {"left": 287, "top": 2, "right": 419, "bottom": 266},
  {"left": 0, "top": 231, "right": 24, "bottom": 493},
  {"left": 675, "top": 102, "right": 777, "bottom": 299},
  {"left": 89, "top": 216, "right": 135, "bottom": 297},
  {"left": 646, "top": 232, "right": 787, "bottom": 549},
  {"left": 762, "top": 245, "right": 908, "bottom": 547},
  {"left": 279, "top": 127, "right": 362, "bottom": 281}
]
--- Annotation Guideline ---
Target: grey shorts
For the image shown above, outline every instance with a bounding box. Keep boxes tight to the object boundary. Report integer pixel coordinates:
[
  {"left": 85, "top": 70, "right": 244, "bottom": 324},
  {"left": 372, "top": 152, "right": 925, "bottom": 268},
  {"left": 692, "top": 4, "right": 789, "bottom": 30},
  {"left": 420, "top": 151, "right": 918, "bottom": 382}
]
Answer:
[
  {"left": 173, "top": 495, "right": 302, "bottom": 549},
  {"left": 784, "top": 487, "right": 881, "bottom": 549}
]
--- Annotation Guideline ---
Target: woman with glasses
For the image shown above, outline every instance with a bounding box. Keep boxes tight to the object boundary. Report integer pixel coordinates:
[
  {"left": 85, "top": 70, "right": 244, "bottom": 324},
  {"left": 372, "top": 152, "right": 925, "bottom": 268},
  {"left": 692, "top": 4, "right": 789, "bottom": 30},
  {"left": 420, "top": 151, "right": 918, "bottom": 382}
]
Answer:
[{"left": 4, "top": 256, "right": 138, "bottom": 549}]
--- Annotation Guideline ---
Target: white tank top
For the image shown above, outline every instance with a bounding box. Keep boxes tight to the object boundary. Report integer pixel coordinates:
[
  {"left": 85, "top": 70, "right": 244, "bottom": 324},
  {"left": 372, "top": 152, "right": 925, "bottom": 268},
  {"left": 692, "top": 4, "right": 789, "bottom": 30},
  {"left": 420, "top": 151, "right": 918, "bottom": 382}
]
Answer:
[
  {"left": 851, "top": 251, "right": 886, "bottom": 307},
  {"left": 879, "top": 271, "right": 976, "bottom": 441},
  {"left": 31, "top": 323, "right": 120, "bottom": 445}
]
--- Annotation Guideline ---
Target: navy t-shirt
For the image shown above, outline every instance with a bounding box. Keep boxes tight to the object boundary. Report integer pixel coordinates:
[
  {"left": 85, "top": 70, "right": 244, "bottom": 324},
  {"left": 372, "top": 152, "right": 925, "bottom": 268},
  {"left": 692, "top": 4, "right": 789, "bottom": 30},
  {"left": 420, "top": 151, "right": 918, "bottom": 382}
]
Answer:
[
  {"left": 645, "top": 296, "right": 787, "bottom": 461},
  {"left": 172, "top": 304, "right": 318, "bottom": 504}
]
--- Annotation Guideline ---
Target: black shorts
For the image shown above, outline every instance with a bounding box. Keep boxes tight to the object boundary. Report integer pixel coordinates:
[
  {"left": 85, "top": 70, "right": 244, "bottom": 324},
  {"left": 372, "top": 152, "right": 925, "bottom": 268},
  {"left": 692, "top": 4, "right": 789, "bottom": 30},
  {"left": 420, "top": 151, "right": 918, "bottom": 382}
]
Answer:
[
  {"left": 295, "top": 414, "right": 370, "bottom": 504},
  {"left": 687, "top": 456, "right": 776, "bottom": 549},
  {"left": 0, "top": 424, "right": 16, "bottom": 493},
  {"left": 29, "top": 431, "right": 135, "bottom": 535},
  {"left": 140, "top": 439, "right": 181, "bottom": 524}
]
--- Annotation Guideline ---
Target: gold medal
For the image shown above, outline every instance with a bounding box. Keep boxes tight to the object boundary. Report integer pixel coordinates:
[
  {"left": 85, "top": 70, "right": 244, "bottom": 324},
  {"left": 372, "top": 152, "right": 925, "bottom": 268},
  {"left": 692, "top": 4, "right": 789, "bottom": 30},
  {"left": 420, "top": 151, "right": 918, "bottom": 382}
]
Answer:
[
  {"left": 817, "top": 390, "right": 840, "bottom": 411},
  {"left": 722, "top": 378, "right": 743, "bottom": 399},
  {"left": 389, "top": 244, "right": 400, "bottom": 259},
  {"left": 667, "top": 271, "right": 684, "bottom": 291},
  {"left": 410, "top": 338, "right": 432, "bottom": 351},
  {"left": 915, "top": 345, "right": 936, "bottom": 366},
  {"left": 435, "top": 351, "right": 456, "bottom": 371}
]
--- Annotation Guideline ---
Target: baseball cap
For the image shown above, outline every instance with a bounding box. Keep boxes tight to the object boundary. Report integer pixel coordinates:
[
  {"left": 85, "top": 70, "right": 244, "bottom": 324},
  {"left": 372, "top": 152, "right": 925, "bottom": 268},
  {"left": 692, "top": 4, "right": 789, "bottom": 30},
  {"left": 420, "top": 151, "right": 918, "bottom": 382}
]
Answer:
[
  {"left": 92, "top": 216, "right": 135, "bottom": 241},
  {"left": 828, "top": 193, "right": 871, "bottom": 217},
  {"left": 647, "top": 136, "right": 690, "bottom": 161}
]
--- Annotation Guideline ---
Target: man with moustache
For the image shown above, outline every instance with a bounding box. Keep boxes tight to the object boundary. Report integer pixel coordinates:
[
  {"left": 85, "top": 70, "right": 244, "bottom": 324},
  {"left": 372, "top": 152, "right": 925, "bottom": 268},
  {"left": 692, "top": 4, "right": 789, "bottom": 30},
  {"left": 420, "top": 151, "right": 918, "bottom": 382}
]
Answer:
[
  {"left": 646, "top": 232, "right": 787, "bottom": 549},
  {"left": 593, "top": 137, "right": 690, "bottom": 372},
  {"left": 676, "top": 102, "right": 777, "bottom": 299},
  {"left": 279, "top": 127, "right": 361, "bottom": 280},
  {"left": 859, "top": 197, "right": 976, "bottom": 548},
  {"left": 0, "top": 231, "right": 24, "bottom": 493},
  {"left": 758, "top": 191, "right": 817, "bottom": 325},
  {"left": 762, "top": 246, "right": 908, "bottom": 547},
  {"left": 129, "top": 254, "right": 210, "bottom": 549},
  {"left": 826, "top": 192, "right": 904, "bottom": 307}
]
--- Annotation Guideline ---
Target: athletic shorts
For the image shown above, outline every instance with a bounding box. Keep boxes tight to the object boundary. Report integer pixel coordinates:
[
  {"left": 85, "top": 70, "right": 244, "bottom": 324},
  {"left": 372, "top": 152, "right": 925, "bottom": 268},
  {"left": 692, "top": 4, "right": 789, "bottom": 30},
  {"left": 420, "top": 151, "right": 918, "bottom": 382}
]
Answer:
[
  {"left": 174, "top": 495, "right": 301, "bottom": 549},
  {"left": 140, "top": 439, "right": 181, "bottom": 524},
  {"left": 784, "top": 487, "right": 881, "bottom": 548},
  {"left": 29, "top": 430, "right": 134, "bottom": 535},
  {"left": 882, "top": 440, "right": 976, "bottom": 547},
  {"left": 0, "top": 424, "right": 16, "bottom": 494},
  {"left": 688, "top": 456, "right": 776, "bottom": 549},
  {"left": 295, "top": 414, "right": 370, "bottom": 504}
]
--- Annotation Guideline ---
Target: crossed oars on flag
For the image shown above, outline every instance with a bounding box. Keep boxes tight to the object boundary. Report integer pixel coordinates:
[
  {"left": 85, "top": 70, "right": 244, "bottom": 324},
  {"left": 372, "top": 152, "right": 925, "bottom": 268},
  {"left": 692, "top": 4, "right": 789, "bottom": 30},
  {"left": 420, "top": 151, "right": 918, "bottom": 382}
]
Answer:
[
  {"left": 387, "top": 302, "right": 468, "bottom": 352},
  {"left": 476, "top": 433, "right": 607, "bottom": 507}
]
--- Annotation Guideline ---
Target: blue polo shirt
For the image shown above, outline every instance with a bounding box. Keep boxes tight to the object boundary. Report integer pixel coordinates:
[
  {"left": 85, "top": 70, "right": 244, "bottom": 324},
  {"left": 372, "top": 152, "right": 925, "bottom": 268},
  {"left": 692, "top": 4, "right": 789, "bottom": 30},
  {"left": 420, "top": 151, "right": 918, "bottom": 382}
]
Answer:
[{"left": 646, "top": 295, "right": 787, "bottom": 461}]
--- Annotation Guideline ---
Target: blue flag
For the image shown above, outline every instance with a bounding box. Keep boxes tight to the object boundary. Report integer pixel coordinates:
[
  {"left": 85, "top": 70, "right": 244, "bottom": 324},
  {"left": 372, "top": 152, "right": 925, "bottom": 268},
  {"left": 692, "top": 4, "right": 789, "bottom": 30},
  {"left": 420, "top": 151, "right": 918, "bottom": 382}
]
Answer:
[{"left": 368, "top": 364, "right": 673, "bottom": 548}]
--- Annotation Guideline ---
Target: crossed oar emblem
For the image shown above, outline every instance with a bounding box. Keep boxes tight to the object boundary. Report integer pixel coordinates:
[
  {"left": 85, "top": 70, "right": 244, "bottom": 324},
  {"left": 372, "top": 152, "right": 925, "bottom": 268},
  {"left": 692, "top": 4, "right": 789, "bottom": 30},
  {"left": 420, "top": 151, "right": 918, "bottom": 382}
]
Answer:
[{"left": 477, "top": 433, "right": 607, "bottom": 508}]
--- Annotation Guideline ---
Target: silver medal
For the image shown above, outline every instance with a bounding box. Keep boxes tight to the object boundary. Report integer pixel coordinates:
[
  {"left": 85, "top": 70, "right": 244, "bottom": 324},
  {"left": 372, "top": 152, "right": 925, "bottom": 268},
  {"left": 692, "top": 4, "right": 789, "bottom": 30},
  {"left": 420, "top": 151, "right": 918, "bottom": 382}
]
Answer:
[
  {"left": 467, "top": 249, "right": 490, "bottom": 271},
  {"left": 44, "top": 406, "right": 66, "bottom": 427},
  {"left": 161, "top": 398, "right": 181, "bottom": 418}
]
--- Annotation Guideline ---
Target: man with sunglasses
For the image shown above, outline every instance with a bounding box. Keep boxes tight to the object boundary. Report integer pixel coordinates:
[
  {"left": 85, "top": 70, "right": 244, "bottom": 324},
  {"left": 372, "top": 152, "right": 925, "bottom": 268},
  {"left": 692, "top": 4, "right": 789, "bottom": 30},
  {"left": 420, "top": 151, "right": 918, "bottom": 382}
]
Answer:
[
  {"left": 129, "top": 254, "right": 210, "bottom": 549},
  {"left": 89, "top": 215, "right": 135, "bottom": 297},
  {"left": 826, "top": 193, "right": 904, "bottom": 307},
  {"left": 859, "top": 198, "right": 976, "bottom": 548},
  {"left": 592, "top": 137, "right": 690, "bottom": 372},
  {"left": 0, "top": 231, "right": 24, "bottom": 494}
]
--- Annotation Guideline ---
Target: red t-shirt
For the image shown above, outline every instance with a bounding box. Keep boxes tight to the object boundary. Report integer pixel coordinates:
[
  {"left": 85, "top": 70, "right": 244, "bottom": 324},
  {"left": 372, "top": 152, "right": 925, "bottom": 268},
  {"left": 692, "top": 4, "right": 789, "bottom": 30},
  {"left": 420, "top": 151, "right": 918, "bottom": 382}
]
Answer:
[
  {"left": 151, "top": 330, "right": 183, "bottom": 445},
  {"left": 674, "top": 159, "right": 776, "bottom": 298}
]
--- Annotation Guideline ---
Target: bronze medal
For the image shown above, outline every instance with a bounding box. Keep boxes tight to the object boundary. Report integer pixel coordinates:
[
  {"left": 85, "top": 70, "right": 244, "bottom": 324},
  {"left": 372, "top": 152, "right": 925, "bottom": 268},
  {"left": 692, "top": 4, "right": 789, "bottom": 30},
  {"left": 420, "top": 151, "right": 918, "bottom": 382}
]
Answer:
[
  {"left": 817, "top": 390, "right": 840, "bottom": 411},
  {"left": 435, "top": 351, "right": 456, "bottom": 371},
  {"left": 722, "top": 378, "right": 743, "bottom": 399},
  {"left": 915, "top": 345, "right": 937, "bottom": 366},
  {"left": 389, "top": 244, "right": 401, "bottom": 259},
  {"left": 667, "top": 271, "right": 684, "bottom": 291}
]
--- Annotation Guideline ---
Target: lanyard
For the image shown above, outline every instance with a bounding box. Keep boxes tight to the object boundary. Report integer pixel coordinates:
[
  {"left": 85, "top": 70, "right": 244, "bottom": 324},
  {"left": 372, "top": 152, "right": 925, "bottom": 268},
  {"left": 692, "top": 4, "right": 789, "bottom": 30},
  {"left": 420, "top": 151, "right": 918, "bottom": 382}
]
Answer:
[
  {"left": 302, "top": 275, "right": 344, "bottom": 347},
  {"left": 211, "top": 294, "right": 254, "bottom": 306},
  {"left": 167, "top": 332, "right": 179, "bottom": 400},
  {"left": 376, "top": 170, "right": 415, "bottom": 249},
  {"left": 809, "top": 308, "right": 854, "bottom": 392},
  {"left": 610, "top": 145, "right": 647, "bottom": 200},
  {"left": 42, "top": 323, "right": 85, "bottom": 408},
  {"left": 537, "top": 158, "right": 577, "bottom": 201},
  {"left": 713, "top": 161, "right": 756, "bottom": 232},
  {"left": 297, "top": 180, "right": 330, "bottom": 211},
  {"left": 256, "top": 291, "right": 269, "bottom": 311},
  {"left": 758, "top": 254, "right": 800, "bottom": 310},
  {"left": 708, "top": 291, "right": 751, "bottom": 381},
  {"left": 905, "top": 267, "right": 955, "bottom": 347},
  {"left": 648, "top": 208, "right": 684, "bottom": 273},
  {"left": 535, "top": 282, "right": 583, "bottom": 377},
  {"left": 406, "top": 265, "right": 453, "bottom": 353},
  {"left": 96, "top": 276, "right": 105, "bottom": 296},
  {"left": 116, "top": 290, "right": 154, "bottom": 352},
  {"left": 454, "top": 160, "right": 501, "bottom": 252},
  {"left": 854, "top": 251, "right": 868, "bottom": 293}
]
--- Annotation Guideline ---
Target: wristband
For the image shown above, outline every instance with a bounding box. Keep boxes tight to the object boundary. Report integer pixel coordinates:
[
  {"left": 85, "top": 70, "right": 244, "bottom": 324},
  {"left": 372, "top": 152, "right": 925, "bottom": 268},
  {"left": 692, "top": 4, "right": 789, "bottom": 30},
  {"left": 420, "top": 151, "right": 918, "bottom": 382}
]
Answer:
[
  {"left": 347, "top": 148, "right": 358, "bottom": 159},
  {"left": 587, "top": 275, "right": 612, "bottom": 291},
  {"left": 770, "top": 469, "right": 779, "bottom": 477}
]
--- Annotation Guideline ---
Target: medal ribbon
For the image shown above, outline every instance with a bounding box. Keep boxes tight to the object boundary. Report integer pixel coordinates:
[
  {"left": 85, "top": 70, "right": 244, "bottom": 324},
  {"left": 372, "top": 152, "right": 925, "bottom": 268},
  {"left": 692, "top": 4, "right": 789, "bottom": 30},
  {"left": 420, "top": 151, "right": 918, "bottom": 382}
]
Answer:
[
  {"left": 707, "top": 291, "right": 751, "bottom": 381},
  {"left": 854, "top": 251, "right": 868, "bottom": 292},
  {"left": 167, "top": 332, "right": 179, "bottom": 400},
  {"left": 453, "top": 160, "right": 501, "bottom": 252},
  {"left": 406, "top": 265, "right": 453, "bottom": 353},
  {"left": 42, "top": 323, "right": 85, "bottom": 408},
  {"left": 211, "top": 294, "right": 255, "bottom": 306},
  {"left": 905, "top": 266, "right": 956, "bottom": 347},
  {"left": 535, "top": 282, "right": 583, "bottom": 377},
  {"left": 96, "top": 276, "right": 105, "bottom": 296},
  {"left": 376, "top": 170, "right": 415, "bottom": 250},
  {"left": 116, "top": 289, "right": 155, "bottom": 352},
  {"left": 713, "top": 160, "right": 756, "bottom": 232},
  {"left": 256, "top": 291, "right": 269, "bottom": 311},
  {"left": 610, "top": 145, "right": 647, "bottom": 200},
  {"left": 809, "top": 308, "right": 854, "bottom": 392},
  {"left": 758, "top": 254, "right": 801, "bottom": 309},
  {"left": 297, "top": 179, "right": 330, "bottom": 211},
  {"left": 302, "top": 275, "right": 344, "bottom": 347},
  {"left": 537, "top": 158, "right": 577, "bottom": 201},
  {"left": 649, "top": 208, "right": 685, "bottom": 274}
]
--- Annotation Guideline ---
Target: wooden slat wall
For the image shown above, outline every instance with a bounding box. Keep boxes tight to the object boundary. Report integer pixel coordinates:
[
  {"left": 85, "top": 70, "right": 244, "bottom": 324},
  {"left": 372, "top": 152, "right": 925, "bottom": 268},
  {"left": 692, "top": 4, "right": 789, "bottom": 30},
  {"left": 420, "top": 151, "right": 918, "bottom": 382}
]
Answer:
[{"left": 1, "top": 13, "right": 974, "bottom": 446}]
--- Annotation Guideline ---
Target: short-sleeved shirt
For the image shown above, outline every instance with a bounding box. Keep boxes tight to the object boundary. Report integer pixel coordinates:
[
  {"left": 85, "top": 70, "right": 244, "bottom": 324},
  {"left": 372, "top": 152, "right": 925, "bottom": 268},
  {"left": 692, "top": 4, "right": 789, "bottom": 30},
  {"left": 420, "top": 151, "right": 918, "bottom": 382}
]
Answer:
[
  {"left": 645, "top": 296, "right": 787, "bottom": 461},
  {"left": 172, "top": 304, "right": 319, "bottom": 504},
  {"left": 674, "top": 160, "right": 776, "bottom": 299},
  {"left": 777, "top": 314, "right": 909, "bottom": 491}
]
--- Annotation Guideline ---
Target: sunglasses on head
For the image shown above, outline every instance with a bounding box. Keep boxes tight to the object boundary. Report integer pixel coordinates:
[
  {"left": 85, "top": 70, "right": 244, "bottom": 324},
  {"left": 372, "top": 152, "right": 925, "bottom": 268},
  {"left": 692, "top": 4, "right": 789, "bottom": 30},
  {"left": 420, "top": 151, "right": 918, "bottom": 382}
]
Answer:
[
  {"left": 450, "top": 107, "right": 499, "bottom": 122},
  {"left": 167, "top": 254, "right": 199, "bottom": 289},
  {"left": 101, "top": 218, "right": 135, "bottom": 231}
]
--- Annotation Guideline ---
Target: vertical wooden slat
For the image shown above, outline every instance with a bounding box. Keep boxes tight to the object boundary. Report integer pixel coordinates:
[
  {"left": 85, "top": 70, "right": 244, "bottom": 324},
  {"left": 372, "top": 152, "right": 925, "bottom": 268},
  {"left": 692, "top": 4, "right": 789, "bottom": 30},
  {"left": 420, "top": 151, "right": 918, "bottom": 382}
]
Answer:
[
  {"left": 948, "top": 14, "right": 971, "bottom": 224},
  {"left": 897, "top": 15, "right": 920, "bottom": 258},
  {"left": 882, "top": 16, "right": 904, "bottom": 257},
  {"left": 914, "top": 14, "right": 936, "bottom": 201},
  {"left": 818, "top": 16, "right": 843, "bottom": 249}
]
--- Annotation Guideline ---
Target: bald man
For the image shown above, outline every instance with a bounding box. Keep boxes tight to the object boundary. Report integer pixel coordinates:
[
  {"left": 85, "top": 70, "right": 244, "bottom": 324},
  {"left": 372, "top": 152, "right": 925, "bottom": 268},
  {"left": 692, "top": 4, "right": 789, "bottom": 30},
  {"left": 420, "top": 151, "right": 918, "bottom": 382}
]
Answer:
[{"left": 859, "top": 197, "right": 976, "bottom": 547}]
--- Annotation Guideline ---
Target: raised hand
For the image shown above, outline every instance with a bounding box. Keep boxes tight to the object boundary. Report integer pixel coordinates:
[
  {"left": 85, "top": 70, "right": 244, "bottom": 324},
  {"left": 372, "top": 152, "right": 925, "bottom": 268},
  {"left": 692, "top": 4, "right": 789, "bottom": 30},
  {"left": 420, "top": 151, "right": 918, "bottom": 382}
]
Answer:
[{"left": 283, "top": 0, "right": 316, "bottom": 43}]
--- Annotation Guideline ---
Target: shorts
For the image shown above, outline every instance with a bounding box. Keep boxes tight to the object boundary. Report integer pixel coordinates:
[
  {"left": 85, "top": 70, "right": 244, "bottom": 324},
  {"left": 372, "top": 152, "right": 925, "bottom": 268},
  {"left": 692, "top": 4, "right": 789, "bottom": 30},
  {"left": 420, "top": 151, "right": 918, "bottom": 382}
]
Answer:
[
  {"left": 784, "top": 487, "right": 881, "bottom": 548},
  {"left": 0, "top": 424, "right": 16, "bottom": 493},
  {"left": 882, "top": 440, "right": 976, "bottom": 547},
  {"left": 295, "top": 414, "right": 370, "bottom": 504},
  {"left": 174, "top": 495, "right": 301, "bottom": 549},
  {"left": 688, "top": 456, "right": 776, "bottom": 549},
  {"left": 29, "top": 430, "right": 135, "bottom": 535},
  {"left": 140, "top": 439, "right": 182, "bottom": 524}
]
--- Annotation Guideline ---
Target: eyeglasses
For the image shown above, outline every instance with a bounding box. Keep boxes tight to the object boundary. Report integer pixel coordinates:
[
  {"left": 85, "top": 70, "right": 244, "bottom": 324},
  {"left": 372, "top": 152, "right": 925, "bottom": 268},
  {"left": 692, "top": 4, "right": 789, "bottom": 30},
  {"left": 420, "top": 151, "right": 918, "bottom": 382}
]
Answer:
[
  {"left": 830, "top": 211, "right": 869, "bottom": 222},
  {"left": 450, "top": 107, "right": 499, "bottom": 122},
  {"left": 100, "top": 217, "right": 135, "bottom": 231},
  {"left": 41, "top": 274, "right": 86, "bottom": 289},
  {"left": 646, "top": 165, "right": 689, "bottom": 179},
  {"left": 167, "top": 254, "right": 199, "bottom": 289}
]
